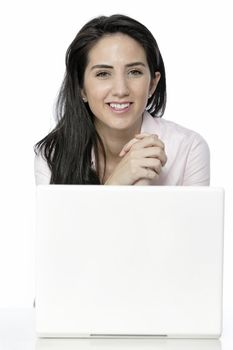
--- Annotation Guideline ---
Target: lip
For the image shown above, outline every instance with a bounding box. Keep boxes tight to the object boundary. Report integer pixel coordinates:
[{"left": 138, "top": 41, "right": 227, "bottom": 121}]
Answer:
[{"left": 107, "top": 101, "right": 132, "bottom": 114}]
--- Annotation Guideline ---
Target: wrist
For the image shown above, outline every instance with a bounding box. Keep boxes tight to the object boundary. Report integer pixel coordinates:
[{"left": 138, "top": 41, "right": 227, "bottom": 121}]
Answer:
[{"left": 104, "top": 179, "right": 119, "bottom": 185}]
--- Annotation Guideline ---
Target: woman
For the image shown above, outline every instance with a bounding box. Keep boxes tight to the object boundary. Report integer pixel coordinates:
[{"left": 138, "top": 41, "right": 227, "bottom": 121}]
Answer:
[{"left": 34, "top": 14, "right": 210, "bottom": 186}]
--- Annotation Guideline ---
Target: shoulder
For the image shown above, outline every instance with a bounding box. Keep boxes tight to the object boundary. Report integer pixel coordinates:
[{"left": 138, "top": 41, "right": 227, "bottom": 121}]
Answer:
[
  {"left": 141, "top": 111, "right": 210, "bottom": 185},
  {"left": 142, "top": 111, "right": 209, "bottom": 150}
]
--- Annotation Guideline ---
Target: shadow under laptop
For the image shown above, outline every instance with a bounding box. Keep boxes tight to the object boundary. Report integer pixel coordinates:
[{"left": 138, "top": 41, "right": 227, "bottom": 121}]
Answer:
[{"left": 36, "top": 338, "right": 221, "bottom": 350}]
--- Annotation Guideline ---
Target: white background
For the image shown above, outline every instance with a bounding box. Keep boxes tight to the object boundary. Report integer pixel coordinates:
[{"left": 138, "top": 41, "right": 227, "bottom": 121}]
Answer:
[{"left": 0, "top": 0, "right": 232, "bottom": 331}]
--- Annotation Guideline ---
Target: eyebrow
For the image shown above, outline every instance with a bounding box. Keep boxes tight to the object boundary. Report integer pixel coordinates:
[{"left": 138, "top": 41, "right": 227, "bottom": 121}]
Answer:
[{"left": 90, "top": 62, "right": 146, "bottom": 70}]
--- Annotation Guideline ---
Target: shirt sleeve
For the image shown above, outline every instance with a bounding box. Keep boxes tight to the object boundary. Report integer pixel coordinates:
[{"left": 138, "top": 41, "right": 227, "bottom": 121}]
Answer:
[
  {"left": 34, "top": 151, "right": 51, "bottom": 185},
  {"left": 182, "top": 134, "right": 210, "bottom": 186}
]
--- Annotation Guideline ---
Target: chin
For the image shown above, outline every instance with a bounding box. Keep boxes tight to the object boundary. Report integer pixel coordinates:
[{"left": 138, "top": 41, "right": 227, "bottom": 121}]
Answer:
[{"left": 109, "top": 121, "right": 136, "bottom": 131}]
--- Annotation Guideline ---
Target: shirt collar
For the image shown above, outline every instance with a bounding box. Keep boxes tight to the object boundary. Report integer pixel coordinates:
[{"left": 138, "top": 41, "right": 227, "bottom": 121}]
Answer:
[{"left": 141, "top": 110, "right": 159, "bottom": 134}]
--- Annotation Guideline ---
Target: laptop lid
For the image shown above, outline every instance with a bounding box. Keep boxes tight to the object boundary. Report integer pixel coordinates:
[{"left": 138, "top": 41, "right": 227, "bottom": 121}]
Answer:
[{"left": 35, "top": 186, "right": 224, "bottom": 338}]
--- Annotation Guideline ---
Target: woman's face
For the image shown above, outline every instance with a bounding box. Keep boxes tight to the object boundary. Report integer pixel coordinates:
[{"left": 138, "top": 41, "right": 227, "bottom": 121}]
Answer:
[{"left": 82, "top": 33, "right": 160, "bottom": 135}]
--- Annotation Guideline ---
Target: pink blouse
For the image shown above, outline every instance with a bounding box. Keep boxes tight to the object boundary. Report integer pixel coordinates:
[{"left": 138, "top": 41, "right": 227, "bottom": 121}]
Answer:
[{"left": 34, "top": 111, "right": 210, "bottom": 186}]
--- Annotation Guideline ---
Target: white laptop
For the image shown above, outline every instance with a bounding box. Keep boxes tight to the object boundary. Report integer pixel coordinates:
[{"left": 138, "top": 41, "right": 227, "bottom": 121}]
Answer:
[{"left": 35, "top": 185, "right": 224, "bottom": 339}]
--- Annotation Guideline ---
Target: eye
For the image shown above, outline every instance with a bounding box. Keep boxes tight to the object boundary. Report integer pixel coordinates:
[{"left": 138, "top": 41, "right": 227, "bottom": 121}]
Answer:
[
  {"left": 96, "top": 71, "right": 110, "bottom": 78},
  {"left": 128, "top": 69, "right": 143, "bottom": 77}
]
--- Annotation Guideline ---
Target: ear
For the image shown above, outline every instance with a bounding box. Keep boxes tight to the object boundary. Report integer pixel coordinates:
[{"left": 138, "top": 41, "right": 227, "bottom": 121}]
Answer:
[
  {"left": 149, "top": 71, "right": 161, "bottom": 97},
  {"left": 81, "top": 89, "right": 88, "bottom": 102}
]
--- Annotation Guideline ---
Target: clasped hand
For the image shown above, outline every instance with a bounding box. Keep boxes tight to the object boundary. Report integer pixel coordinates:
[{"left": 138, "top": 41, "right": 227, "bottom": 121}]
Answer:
[{"left": 105, "top": 133, "right": 167, "bottom": 185}]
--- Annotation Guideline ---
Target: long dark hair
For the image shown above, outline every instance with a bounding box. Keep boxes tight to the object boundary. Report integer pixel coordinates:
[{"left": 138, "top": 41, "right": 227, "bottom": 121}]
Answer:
[{"left": 34, "top": 14, "right": 167, "bottom": 184}]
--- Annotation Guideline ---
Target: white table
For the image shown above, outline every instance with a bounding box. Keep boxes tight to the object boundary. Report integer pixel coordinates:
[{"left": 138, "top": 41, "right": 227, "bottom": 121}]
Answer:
[{"left": 0, "top": 308, "right": 232, "bottom": 350}]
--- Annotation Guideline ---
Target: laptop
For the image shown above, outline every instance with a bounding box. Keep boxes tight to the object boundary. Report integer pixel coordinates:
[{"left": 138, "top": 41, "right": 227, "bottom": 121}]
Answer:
[{"left": 35, "top": 185, "right": 224, "bottom": 339}]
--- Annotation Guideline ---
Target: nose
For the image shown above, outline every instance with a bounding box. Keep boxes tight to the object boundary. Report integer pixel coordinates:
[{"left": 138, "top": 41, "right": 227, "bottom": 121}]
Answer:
[{"left": 111, "top": 75, "right": 130, "bottom": 97}]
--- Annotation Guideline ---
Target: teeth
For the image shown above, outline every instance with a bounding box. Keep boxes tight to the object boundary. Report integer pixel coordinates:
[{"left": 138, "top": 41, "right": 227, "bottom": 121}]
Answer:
[{"left": 110, "top": 103, "right": 130, "bottom": 109}]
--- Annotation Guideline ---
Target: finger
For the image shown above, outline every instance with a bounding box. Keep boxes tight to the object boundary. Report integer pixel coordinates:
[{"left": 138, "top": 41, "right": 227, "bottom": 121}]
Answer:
[
  {"left": 129, "top": 145, "right": 167, "bottom": 165},
  {"left": 141, "top": 158, "right": 162, "bottom": 175},
  {"left": 134, "top": 132, "right": 153, "bottom": 138},
  {"left": 119, "top": 138, "right": 139, "bottom": 157},
  {"left": 145, "top": 147, "right": 167, "bottom": 166},
  {"left": 119, "top": 133, "right": 154, "bottom": 156},
  {"left": 133, "top": 134, "right": 165, "bottom": 150},
  {"left": 140, "top": 167, "right": 159, "bottom": 180}
]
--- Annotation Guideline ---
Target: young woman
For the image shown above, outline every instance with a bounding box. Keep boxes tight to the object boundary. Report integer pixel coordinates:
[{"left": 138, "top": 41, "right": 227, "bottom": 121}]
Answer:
[{"left": 34, "top": 14, "right": 210, "bottom": 186}]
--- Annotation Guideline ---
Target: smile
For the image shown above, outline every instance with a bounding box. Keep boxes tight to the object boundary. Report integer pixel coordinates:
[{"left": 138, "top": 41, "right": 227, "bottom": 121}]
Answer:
[{"left": 108, "top": 102, "right": 131, "bottom": 112}]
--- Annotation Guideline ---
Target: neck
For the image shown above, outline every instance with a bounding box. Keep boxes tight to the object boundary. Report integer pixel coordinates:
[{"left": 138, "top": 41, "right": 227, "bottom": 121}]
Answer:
[{"left": 95, "top": 117, "right": 143, "bottom": 165}]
